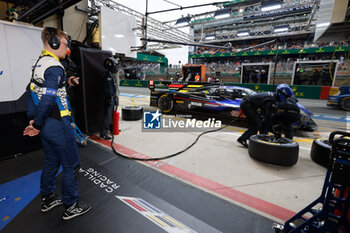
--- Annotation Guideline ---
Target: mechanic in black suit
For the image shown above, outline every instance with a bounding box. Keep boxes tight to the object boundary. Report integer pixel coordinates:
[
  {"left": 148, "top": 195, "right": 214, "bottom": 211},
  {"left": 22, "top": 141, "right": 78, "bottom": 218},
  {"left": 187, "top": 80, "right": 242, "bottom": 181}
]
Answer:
[
  {"left": 237, "top": 84, "right": 294, "bottom": 147},
  {"left": 273, "top": 96, "right": 300, "bottom": 139},
  {"left": 100, "top": 57, "right": 118, "bottom": 140}
]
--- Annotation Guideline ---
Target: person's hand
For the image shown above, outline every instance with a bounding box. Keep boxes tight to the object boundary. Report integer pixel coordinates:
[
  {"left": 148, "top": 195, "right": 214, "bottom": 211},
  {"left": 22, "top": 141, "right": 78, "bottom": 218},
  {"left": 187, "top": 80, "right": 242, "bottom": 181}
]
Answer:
[
  {"left": 23, "top": 123, "right": 40, "bottom": 137},
  {"left": 68, "top": 76, "right": 80, "bottom": 86}
]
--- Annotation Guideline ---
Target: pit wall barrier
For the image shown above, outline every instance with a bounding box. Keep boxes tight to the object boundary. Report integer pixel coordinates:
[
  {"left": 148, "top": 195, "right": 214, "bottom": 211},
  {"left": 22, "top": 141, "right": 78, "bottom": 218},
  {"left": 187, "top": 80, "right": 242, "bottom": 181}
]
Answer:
[{"left": 119, "top": 79, "right": 332, "bottom": 100}]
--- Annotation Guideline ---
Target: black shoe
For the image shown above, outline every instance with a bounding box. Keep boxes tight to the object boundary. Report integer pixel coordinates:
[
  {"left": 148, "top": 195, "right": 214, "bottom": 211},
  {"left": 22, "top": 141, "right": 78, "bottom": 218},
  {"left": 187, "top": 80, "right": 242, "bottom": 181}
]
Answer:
[
  {"left": 100, "top": 135, "right": 111, "bottom": 140},
  {"left": 237, "top": 137, "right": 248, "bottom": 148},
  {"left": 41, "top": 193, "right": 63, "bottom": 212},
  {"left": 63, "top": 201, "right": 91, "bottom": 220}
]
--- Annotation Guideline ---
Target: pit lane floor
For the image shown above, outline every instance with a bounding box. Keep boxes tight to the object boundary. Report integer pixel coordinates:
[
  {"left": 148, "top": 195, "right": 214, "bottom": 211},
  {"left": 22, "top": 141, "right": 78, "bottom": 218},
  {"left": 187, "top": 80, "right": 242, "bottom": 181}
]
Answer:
[
  {"left": 1, "top": 87, "right": 348, "bottom": 232},
  {"left": 0, "top": 142, "right": 275, "bottom": 233},
  {"left": 114, "top": 87, "right": 348, "bottom": 222}
]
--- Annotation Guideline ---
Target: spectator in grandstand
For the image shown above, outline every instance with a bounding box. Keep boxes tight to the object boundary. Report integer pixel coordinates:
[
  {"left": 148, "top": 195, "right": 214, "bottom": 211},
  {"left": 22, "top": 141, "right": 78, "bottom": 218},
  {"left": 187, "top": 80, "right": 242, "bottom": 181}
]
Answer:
[
  {"left": 176, "top": 71, "right": 181, "bottom": 80},
  {"left": 260, "top": 70, "right": 268, "bottom": 84},
  {"left": 242, "top": 70, "right": 249, "bottom": 83},
  {"left": 321, "top": 69, "right": 332, "bottom": 86},
  {"left": 195, "top": 73, "right": 200, "bottom": 82},
  {"left": 294, "top": 69, "right": 303, "bottom": 85},
  {"left": 257, "top": 71, "right": 262, "bottom": 83},
  {"left": 252, "top": 70, "right": 258, "bottom": 83},
  {"left": 185, "top": 73, "right": 192, "bottom": 82},
  {"left": 209, "top": 74, "right": 215, "bottom": 82},
  {"left": 309, "top": 68, "right": 320, "bottom": 85}
]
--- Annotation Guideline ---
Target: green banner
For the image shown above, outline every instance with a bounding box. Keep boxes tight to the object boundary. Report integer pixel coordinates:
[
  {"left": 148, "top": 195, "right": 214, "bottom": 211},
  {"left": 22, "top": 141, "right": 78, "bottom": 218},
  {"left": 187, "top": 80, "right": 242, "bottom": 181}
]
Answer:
[
  {"left": 120, "top": 79, "right": 149, "bottom": 87},
  {"left": 137, "top": 53, "right": 168, "bottom": 67},
  {"left": 224, "top": 0, "right": 247, "bottom": 6},
  {"left": 190, "top": 46, "right": 350, "bottom": 59}
]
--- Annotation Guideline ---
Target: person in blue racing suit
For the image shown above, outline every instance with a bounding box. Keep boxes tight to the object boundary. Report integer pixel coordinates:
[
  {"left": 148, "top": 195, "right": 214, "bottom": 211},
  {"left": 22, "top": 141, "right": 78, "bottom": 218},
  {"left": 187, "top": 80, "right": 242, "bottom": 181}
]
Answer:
[
  {"left": 23, "top": 27, "right": 91, "bottom": 220},
  {"left": 237, "top": 83, "right": 295, "bottom": 147}
]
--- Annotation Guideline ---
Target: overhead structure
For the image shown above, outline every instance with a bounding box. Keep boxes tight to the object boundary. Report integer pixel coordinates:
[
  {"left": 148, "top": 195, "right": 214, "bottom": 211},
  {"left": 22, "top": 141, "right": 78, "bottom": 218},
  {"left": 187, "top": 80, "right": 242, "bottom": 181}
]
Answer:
[
  {"left": 89, "top": 0, "right": 196, "bottom": 51},
  {"left": 190, "top": 0, "right": 317, "bottom": 43},
  {"left": 5, "top": 0, "right": 82, "bottom": 24},
  {"left": 313, "top": 0, "right": 350, "bottom": 42},
  {"left": 175, "top": 16, "right": 191, "bottom": 27}
]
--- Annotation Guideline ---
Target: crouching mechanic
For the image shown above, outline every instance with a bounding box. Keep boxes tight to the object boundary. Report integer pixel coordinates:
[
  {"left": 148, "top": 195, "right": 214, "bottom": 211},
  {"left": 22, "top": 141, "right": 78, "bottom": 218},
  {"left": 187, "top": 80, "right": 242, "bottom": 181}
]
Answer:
[
  {"left": 23, "top": 27, "right": 91, "bottom": 220},
  {"left": 237, "top": 83, "right": 295, "bottom": 147},
  {"left": 237, "top": 91, "right": 277, "bottom": 147},
  {"left": 273, "top": 85, "right": 300, "bottom": 139}
]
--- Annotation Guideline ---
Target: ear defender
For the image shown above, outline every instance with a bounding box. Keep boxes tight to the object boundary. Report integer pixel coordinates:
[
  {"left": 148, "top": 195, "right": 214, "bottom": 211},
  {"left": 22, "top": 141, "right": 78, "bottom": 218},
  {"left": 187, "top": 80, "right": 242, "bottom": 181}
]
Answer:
[{"left": 47, "top": 27, "right": 60, "bottom": 50}]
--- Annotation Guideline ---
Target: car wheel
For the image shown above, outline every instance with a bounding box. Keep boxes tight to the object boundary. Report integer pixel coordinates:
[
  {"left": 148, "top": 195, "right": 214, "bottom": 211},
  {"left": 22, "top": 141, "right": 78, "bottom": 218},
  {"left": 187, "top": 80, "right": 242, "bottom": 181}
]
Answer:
[
  {"left": 310, "top": 138, "right": 331, "bottom": 168},
  {"left": 158, "top": 94, "right": 174, "bottom": 113},
  {"left": 248, "top": 134, "right": 299, "bottom": 166},
  {"left": 122, "top": 106, "right": 143, "bottom": 121},
  {"left": 340, "top": 97, "right": 350, "bottom": 111},
  {"left": 303, "top": 118, "right": 318, "bottom": 132}
]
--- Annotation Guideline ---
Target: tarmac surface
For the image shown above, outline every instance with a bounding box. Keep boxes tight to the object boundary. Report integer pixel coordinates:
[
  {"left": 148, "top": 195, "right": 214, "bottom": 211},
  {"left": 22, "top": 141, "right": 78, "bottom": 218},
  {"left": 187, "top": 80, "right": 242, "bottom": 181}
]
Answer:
[{"left": 111, "top": 86, "right": 349, "bottom": 223}]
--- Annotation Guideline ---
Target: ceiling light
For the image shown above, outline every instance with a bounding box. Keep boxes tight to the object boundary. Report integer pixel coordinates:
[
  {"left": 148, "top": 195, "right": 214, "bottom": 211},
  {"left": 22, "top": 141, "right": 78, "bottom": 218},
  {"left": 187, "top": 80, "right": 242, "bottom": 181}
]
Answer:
[
  {"left": 114, "top": 34, "right": 124, "bottom": 38},
  {"left": 175, "top": 16, "right": 191, "bottom": 27},
  {"left": 261, "top": 0, "right": 282, "bottom": 12},
  {"left": 205, "top": 34, "right": 216, "bottom": 40},
  {"left": 214, "top": 8, "right": 231, "bottom": 19},
  {"left": 316, "top": 22, "right": 330, "bottom": 28},
  {"left": 273, "top": 24, "right": 289, "bottom": 33},
  {"left": 237, "top": 30, "right": 250, "bottom": 37}
]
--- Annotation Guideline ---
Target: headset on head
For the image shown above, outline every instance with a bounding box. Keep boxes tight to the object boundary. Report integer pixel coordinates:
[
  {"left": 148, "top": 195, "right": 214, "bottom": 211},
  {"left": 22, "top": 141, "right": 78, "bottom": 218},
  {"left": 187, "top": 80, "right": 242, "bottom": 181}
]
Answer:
[{"left": 47, "top": 27, "right": 60, "bottom": 50}]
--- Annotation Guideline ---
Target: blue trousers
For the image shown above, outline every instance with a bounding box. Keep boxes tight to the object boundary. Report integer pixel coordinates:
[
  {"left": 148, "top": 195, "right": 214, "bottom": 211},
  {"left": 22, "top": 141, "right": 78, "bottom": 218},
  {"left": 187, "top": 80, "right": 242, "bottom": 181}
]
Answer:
[{"left": 40, "top": 117, "right": 79, "bottom": 206}]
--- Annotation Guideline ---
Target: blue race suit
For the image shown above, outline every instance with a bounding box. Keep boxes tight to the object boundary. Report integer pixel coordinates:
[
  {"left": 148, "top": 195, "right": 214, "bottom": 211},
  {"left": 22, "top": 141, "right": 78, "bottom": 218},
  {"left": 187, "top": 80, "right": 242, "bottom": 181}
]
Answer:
[{"left": 27, "top": 50, "right": 79, "bottom": 206}]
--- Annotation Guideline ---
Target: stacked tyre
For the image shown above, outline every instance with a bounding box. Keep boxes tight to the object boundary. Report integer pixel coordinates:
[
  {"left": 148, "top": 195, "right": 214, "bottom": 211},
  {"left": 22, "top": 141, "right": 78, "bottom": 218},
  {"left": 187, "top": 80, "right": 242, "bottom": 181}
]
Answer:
[
  {"left": 310, "top": 139, "right": 331, "bottom": 168},
  {"left": 248, "top": 135, "right": 299, "bottom": 166},
  {"left": 122, "top": 106, "right": 143, "bottom": 121}
]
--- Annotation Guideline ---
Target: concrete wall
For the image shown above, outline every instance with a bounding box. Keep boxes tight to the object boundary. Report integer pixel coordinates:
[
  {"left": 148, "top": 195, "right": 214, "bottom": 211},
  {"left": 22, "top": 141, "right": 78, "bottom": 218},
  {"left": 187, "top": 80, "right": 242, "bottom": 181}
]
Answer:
[
  {"left": 63, "top": 0, "right": 88, "bottom": 41},
  {"left": 0, "top": 2, "right": 10, "bottom": 20}
]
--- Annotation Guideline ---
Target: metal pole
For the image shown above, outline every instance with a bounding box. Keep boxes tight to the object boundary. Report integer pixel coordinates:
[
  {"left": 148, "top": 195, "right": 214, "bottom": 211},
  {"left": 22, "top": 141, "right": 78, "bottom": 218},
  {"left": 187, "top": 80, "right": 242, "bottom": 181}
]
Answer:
[
  {"left": 147, "top": 1, "right": 230, "bottom": 15},
  {"left": 144, "top": 0, "right": 148, "bottom": 50},
  {"left": 272, "top": 42, "right": 280, "bottom": 88}
]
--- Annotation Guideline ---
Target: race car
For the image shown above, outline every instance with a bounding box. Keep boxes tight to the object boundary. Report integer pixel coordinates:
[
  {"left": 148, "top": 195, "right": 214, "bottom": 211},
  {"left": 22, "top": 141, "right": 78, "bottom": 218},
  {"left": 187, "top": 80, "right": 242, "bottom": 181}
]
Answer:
[
  {"left": 149, "top": 81, "right": 318, "bottom": 131},
  {"left": 327, "top": 86, "right": 350, "bottom": 111}
]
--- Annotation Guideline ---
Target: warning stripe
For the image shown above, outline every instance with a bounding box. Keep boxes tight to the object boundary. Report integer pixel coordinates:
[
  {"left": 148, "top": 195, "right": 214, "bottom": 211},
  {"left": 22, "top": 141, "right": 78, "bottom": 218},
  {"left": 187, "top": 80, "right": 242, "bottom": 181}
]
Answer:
[{"left": 91, "top": 136, "right": 296, "bottom": 221}]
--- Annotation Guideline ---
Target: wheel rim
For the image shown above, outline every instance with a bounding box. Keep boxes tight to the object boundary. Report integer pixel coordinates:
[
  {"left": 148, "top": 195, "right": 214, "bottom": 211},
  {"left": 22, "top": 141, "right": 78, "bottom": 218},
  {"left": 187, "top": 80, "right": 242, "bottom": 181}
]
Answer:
[
  {"left": 255, "top": 134, "right": 294, "bottom": 144},
  {"left": 341, "top": 98, "right": 350, "bottom": 110},
  {"left": 159, "top": 96, "right": 173, "bottom": 112}
]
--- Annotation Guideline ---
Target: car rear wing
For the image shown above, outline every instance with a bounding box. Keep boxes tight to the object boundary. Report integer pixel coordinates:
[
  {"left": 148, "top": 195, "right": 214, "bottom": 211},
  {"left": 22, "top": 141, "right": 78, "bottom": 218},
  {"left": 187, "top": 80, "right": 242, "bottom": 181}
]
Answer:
[{"left": 148, "top": 80, "right": 220, "bottom": 92}]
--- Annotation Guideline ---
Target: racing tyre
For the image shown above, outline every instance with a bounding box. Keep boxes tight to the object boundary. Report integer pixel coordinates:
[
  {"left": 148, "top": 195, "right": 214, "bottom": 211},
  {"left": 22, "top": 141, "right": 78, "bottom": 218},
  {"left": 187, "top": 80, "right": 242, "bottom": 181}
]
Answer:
[
  {"left": 158, "top": 94, "right": 174, "bottom": 113},
  {"left": 303, "top": 118, "right": 318, "bottom": 131},
  {"left": 248, "top": 134, "right": 299, "bottom": 166},
  {"left": 122, "top": 106, "right": 143, "bottom": 121},
  {"left": 310, "top": 139, "right": 331, "bottom": 168},
  {"left": 340, "top": 97, "right": 350, "bottom": 111}
]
